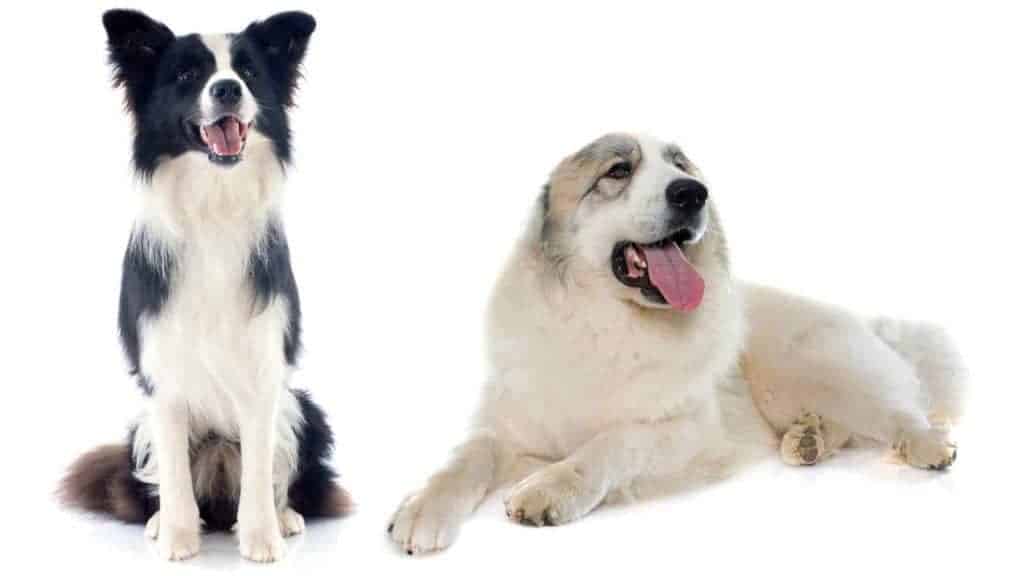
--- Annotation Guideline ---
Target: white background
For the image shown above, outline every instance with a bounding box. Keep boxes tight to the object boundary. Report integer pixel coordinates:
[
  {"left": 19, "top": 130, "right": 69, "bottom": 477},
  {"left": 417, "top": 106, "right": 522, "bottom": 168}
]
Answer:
[{"left": 2, "top": 1, "right": 1022, "bottom": 574}]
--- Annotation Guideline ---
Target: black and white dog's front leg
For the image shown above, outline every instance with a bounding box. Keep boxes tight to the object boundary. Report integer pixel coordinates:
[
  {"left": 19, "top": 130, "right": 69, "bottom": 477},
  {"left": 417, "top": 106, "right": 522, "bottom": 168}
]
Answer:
[
  {"left": 504, "top": 415, "right": 709, "bottom": 526},
  {"left": 236, "top": 381, "right": 288, "bottom": 563},
  {"left": 147, "top": 397, "right": 202, "bottom": 561}
]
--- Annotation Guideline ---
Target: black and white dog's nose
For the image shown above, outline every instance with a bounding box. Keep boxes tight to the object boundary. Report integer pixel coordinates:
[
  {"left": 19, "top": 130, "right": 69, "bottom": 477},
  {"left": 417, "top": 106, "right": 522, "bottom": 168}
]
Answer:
[
  {"left": 666, "top": 178, "right": 708, "bottom": 213},
  {"left": 210, "top": 79, "right": 242, "bottom": 106}
]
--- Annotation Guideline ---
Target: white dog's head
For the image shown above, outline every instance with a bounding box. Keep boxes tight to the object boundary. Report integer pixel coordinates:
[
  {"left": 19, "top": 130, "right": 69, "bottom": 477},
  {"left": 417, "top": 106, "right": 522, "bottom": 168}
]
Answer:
[{"left": 538, "top": 133, "right": 729, "bottom": 311}]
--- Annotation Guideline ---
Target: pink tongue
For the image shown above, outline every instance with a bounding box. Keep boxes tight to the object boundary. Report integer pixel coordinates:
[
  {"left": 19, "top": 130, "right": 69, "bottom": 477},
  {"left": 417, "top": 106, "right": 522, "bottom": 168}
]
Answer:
[
  {"left": 205, "top": 118, "right": 243, "bottom": 156},
  {"left": 639, "top": 243, "right": 705, "bottom": 311}
]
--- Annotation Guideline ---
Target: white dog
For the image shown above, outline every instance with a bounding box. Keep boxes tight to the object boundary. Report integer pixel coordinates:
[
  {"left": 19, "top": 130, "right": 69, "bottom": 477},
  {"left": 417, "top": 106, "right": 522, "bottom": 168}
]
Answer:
[{"left": 389, "top": 133, "right": 965, "bottom": 555}]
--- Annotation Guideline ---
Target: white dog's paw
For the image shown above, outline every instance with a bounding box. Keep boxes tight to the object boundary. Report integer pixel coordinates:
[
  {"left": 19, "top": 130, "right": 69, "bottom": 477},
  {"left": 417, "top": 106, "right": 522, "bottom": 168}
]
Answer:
[
  {"left": 388, "top": 482, "right": 466, "bottom": 556},
  {"left": 896, "top": 429, "right": 958, "bottom": 471},
  {"left": 504, "top": 462, "right": 602, "bottom": 527},
  {"left": 154, "top": 518, "right": 201, "bottom": 562},
  {"left": 780, "top": 413, "right": 827, "bottom": 466},
  {"left": 279, "top": 507, "right": 305, "bottom": 538},
  {"left": 239, "top": 522, "right": 287, "bottom": 563}
]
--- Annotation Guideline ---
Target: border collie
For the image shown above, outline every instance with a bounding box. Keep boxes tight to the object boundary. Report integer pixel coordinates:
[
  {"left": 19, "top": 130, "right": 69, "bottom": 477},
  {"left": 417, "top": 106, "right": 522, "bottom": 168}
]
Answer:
[{"left": 60, "top": 9, "right": 349, "bottom": 562}]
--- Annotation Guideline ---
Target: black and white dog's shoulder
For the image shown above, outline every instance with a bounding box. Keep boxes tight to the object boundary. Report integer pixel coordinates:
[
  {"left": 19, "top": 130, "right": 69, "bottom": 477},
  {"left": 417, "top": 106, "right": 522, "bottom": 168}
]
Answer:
[{"left": 61, "top": 10, "right": 348, "bottom": 563}]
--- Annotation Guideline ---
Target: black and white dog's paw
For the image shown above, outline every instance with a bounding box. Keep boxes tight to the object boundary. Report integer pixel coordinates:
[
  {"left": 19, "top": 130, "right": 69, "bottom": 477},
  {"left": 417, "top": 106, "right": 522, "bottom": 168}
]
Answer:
[
  {"left": 238, "top": 521, "right": 286, "bottom": 563},
  {"left": 279, "top": 507, "right": 305, "bottom": 538},
  {"left": 149, "top": 511, "right": 201, "bottom": 562}
]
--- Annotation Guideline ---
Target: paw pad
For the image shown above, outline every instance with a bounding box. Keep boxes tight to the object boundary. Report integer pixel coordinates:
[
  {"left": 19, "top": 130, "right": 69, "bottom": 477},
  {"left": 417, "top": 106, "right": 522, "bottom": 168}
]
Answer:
[{"left": 781, "top": 413, "right": 826, "bottom": 466}]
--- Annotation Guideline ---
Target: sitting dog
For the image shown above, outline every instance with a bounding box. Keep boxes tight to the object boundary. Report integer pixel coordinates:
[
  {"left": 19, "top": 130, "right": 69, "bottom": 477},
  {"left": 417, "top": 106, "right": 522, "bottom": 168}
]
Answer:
[
  {"left": 60, "top": 10, "right": 349, "bottom": 562},
  {"left": 389, "top": 133, "right": 964, "bottom": 554}
]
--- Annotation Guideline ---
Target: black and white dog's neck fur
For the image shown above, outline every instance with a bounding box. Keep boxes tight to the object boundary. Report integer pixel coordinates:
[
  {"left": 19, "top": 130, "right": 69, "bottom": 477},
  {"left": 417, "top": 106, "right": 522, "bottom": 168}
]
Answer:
[{"left": 61, "top": 11, "right": 348, "bottom": 563}]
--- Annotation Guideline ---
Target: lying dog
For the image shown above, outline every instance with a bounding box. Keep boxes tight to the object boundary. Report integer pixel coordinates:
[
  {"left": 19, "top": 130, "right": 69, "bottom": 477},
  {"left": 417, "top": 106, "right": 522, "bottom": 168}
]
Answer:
[
  {"left": 389, "top": 133, "right": 965, "bottom": 554},
  {"left": 60, "top": 10, "right": 348, "bottom": 562}
]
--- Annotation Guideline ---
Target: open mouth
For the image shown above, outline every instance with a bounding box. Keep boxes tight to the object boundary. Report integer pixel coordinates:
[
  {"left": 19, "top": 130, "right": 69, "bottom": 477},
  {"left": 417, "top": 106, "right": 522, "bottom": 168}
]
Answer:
[
  {"left": 611, "top": 227, "right": 705, "bottom": 312},
  {"left": 186, "top": 115, "right": 251, "bottom": 165}
]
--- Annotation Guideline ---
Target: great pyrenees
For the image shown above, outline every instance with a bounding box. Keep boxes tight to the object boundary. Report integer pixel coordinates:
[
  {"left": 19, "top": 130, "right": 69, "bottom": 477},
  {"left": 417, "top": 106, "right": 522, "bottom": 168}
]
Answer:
[{"left": 389, "top": 133, "right": 965, "bottom": 555}]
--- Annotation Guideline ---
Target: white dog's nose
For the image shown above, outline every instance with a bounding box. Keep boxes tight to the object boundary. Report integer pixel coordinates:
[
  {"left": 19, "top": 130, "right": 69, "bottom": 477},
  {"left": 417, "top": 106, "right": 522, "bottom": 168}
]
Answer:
[{"left": 666, "top": 179, "right": 708, "bottom": 214}]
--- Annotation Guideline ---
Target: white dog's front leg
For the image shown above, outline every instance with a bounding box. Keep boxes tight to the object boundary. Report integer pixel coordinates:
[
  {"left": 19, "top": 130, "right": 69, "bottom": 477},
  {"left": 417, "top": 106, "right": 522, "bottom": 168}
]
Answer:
[
  {"left": 389, "top": 430, "right": 517, "bottom": 555},
  {"left": 236, "top": 385, "right": 285, "bottom": 563},
  {"left": 505, "top": 417, "right": 705, "bottom": 526},
  {"left": 150, "top": 398, "right": 201, "bottom": 561}
]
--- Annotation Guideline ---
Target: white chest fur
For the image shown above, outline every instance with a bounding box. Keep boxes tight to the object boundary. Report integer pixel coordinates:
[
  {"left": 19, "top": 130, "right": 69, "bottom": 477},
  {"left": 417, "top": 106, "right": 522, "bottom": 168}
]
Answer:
[
  {"left": 479, "top": 244, "right": 744, "bottom": 459},
  {"left": 136, "top": 151, "right": 292, "bottom": 437}
]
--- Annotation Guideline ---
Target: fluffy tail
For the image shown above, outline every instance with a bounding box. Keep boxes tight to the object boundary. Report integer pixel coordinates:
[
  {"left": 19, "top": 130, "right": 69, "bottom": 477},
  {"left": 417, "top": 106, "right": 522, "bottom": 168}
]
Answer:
[
  {"left": 871, "top": 317, "right": 968, "bottom": 426},
  {"left": 58, "top": 443, "right": 156, "bottom": 524}
]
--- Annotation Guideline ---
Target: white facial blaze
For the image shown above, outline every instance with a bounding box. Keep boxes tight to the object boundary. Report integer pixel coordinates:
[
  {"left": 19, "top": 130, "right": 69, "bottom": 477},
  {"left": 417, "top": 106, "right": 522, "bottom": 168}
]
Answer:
[{"left": 199, "top": 34, "right": 258, "bottom": 123}]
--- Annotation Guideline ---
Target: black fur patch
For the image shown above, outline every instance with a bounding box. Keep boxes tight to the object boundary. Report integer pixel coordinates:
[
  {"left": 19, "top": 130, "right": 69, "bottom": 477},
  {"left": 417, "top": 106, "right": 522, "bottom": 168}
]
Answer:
[
  {"left": 249, "top": 221, "right": 302, "bottom": 365},
  {"left": 288, "top": 390, "right": 350, "bottom": 518},
  {"left": 118, "top": 231, "right": 175, "bottom": 395},
  {"left": 125, "top": 426, "right": 161, "bottom": 520}
]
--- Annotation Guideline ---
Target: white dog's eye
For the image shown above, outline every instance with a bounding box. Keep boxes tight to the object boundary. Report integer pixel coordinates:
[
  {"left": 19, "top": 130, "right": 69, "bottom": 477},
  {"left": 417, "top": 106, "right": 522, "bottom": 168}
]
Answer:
[{"left": 605, "top": 162, "right": 632, "bottom": 180}]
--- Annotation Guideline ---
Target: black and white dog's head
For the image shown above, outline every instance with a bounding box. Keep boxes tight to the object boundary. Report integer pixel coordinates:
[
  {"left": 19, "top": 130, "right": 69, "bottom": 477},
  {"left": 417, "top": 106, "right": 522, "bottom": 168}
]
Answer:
[{"left": 102, "top": 10, "right": 315, "bottom": 177}]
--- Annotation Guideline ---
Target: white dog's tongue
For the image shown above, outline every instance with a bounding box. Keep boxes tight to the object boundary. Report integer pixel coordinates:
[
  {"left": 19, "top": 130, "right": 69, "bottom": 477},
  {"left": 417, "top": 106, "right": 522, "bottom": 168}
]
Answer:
[
  {"left": 204, "top": 118, "right": 243, "bottom": 156},
  {"left": 640, "top": 243, "right": 705, "bottom": 311}
]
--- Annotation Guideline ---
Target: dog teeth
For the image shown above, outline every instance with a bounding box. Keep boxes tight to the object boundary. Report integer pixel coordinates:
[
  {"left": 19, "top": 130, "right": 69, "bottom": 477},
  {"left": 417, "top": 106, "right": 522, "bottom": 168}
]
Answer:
[{"left": 628, "top": 250, "right": 646, "bottom": 269}]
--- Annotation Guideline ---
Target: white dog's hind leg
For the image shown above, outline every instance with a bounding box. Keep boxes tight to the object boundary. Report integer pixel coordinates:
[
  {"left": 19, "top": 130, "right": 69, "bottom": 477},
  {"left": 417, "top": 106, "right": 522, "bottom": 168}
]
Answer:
[
  {"left": 747, "top": 298, "right": 958, "bottom": 470},
  {"left": 871, "top": 318, "right": 968, "bottom": 426},
  {"left": 779, "top": 413, "right": 851, "bottom": 466},
  {"left": 796, "top": 324, "right": 959, "bottom": 471},
  {"left": 389, "top": 430, "right": 516, "bottom": 555},
  {"left": 872, "top": 322, "right": 963, "bottom": 470}
]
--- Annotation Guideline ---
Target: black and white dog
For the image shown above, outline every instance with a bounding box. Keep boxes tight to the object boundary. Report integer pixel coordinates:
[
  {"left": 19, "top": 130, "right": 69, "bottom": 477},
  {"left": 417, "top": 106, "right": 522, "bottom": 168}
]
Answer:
[{"left": 60, "top": 10, "right": 348, "bottom": 562}]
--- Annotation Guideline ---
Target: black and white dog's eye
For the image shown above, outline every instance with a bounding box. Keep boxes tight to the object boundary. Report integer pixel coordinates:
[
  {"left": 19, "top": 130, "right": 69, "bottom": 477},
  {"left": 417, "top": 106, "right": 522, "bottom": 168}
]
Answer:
[
  {"left": 176, "top": 68, "right": 198, "bottom": 84},
  {"left": 240, "top": 66, "right": 257, "bottom": 80},
  {"left": 606, "top": 162, "right": 632, "bottom": 180}
]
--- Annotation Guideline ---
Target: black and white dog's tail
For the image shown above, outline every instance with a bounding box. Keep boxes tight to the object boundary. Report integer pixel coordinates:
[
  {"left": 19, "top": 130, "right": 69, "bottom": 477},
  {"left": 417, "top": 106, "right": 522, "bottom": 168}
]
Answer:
[
  {"left": 58, "top": 441, "right": 156, "bottom": 524},
  {"left": 59, "top": 390, "right": 351, "bottom": 528}
]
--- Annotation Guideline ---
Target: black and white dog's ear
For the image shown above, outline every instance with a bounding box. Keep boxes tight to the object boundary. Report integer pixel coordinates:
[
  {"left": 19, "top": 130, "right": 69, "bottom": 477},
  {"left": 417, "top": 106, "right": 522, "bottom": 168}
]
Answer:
[
  {"left": 244, "top": 12, "right": 317, "bottom": 105},
  {"left": 102, "top": 10, "right": 174, "bottom": 110}
]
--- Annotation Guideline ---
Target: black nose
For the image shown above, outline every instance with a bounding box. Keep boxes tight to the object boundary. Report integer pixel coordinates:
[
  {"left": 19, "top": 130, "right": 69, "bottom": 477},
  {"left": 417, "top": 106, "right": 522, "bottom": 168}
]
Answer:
[
  {"left": 210, "top": 79, "right": 242, "bottom": 106},
  {"left": 666, "top": 179, "right": 708, "bottom": 213}
]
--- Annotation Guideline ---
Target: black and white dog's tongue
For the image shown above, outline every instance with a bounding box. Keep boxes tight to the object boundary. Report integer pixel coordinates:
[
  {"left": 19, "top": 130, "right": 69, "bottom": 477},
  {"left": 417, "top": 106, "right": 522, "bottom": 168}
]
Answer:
[{"left": 203, "top": 117, "right": 243, "bottom": 157}]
